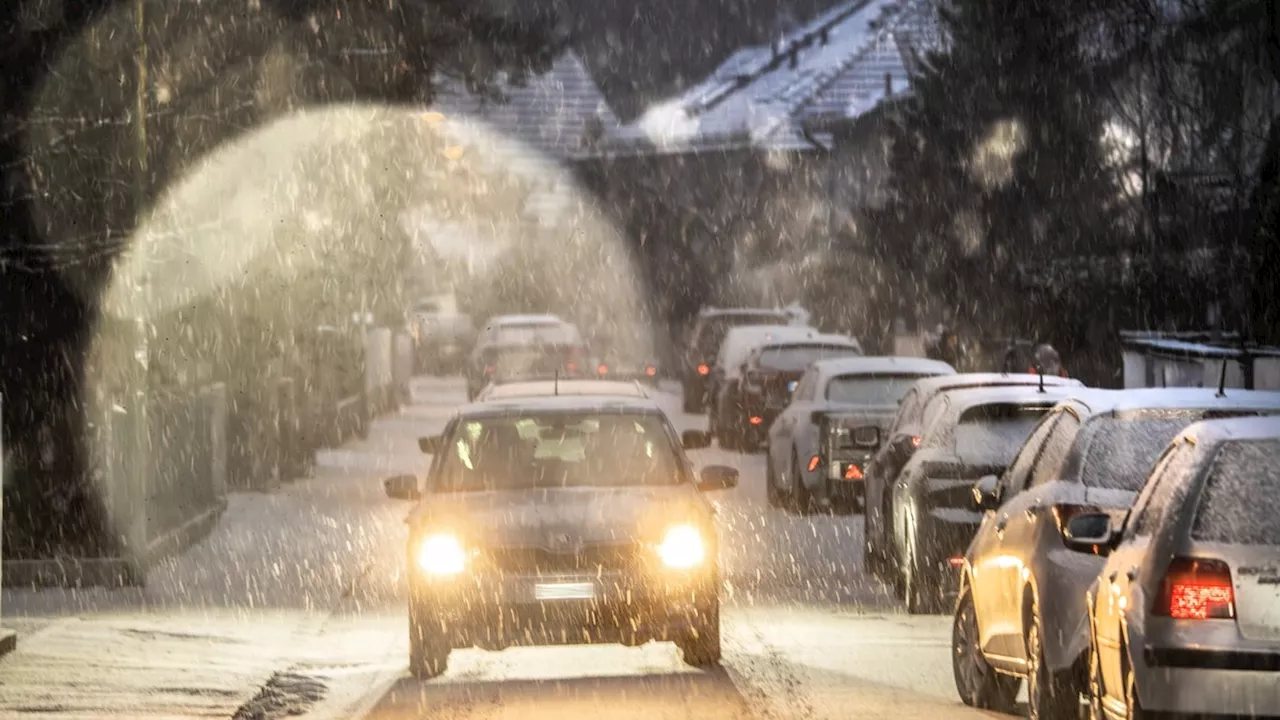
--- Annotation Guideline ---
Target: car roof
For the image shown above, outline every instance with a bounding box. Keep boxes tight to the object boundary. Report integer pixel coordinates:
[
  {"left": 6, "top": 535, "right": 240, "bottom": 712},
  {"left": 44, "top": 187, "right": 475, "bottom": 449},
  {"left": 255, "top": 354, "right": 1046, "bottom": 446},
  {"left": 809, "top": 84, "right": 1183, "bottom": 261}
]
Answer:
[
  {"left": 911, "top": 371, "right": 1083, "bottom": 396},
  {"left": 477, "top": 379, "right": 649, "bottom": 400},
  {"left": 1063, "top": 387, "right": 1280, "bottom": 417},
  {"left": 934, "top": 384, "right": 1079, "bottom": 412},
  {"left": 812, "top": 356, "right": 955, "bottom": 377},
  {"left": 757, "top": 333, "right": 861, "bottom": 350},
  {"left": 1176, "top": 414, "right": 1280, "bottom": 446},
  {"left": 487, "top": 314, "right": 564, "bottom": 327},
  {"left": 698, "top": 307, "right": 791, "bottom": 318},
  {"left": 457, "top": 394, "right": 665, "bottom": 418}
]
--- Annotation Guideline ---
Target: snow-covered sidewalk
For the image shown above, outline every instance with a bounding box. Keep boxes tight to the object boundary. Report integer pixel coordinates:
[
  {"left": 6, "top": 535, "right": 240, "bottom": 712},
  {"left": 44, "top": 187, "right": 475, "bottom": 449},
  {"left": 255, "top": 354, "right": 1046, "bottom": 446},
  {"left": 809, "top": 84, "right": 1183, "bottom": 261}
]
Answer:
[{"left": 0, "top": 376, "right": 461, "bottom": 718}]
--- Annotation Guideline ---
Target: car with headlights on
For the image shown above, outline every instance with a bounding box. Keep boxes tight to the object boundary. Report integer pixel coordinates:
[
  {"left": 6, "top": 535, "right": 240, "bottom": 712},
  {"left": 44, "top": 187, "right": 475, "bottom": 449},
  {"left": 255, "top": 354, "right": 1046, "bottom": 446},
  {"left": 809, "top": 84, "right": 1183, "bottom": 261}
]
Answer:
[
  {"left": 766, "top": 356, "right": 954, "bottom": 514},
  {"left": 954, "top": 388, "right": 1280, "bottom": 719},
  {"left": 1074, "top": 415, "right": 1280, "bottom": 719},
  {"left": 383, "top": 395, "right": 736, "bottom": 678},
  {"left": 864, "top": 373, "right": 1084, "bottom": 579}
]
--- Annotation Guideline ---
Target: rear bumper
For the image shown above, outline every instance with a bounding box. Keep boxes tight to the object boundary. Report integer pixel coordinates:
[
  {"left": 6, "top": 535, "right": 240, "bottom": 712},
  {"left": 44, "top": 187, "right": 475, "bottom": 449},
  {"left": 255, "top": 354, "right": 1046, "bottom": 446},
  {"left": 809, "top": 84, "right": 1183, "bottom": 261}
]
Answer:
[
  {"left": 916, "top": 510, "right": 981, "bottom": 593},
  {"left": 1137, "top": 651, "right": 1280, "bottom": 715}
]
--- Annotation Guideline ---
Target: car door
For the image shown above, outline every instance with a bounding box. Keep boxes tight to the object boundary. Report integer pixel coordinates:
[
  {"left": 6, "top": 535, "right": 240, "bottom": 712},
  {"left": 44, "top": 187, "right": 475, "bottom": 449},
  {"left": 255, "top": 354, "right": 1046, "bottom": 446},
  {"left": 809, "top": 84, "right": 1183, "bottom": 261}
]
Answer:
[
  {"left": 1093, "top": 443, "right": 1194, "bottom": 697},
  {"left": 969, "top": 411, "right": 1062, "bottom": 659},
  {"left": 770, "top": 370, "right": 817, "bottom": 489}
]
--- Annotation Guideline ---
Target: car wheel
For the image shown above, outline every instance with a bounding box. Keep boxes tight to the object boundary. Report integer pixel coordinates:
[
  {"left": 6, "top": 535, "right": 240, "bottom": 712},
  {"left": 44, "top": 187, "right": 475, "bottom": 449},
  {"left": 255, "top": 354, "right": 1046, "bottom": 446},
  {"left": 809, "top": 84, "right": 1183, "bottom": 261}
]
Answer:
[
  {"left": 766, "top": 459, "right": 783, "bottom": 508},
  {"left": 952, "top": 588, "right": 1019, "bottom": 712},
  {"left": 678, "top": 599, "right": 722, "bottom": 667},
  {"left": 720, "top": 414, "right": 740, "bottom": 451},
  {"left": 903, "top": 536, "right": 937, "bottom": 614},
  {"left": 1026, "top": 596, "right": 1079, "bottom": 720},
  {"left": 863, "top": 524, "right": 883, "bottom": 576},
  {"left": 408, "top": 609, "right": 450, "bottom": 679},
  {"left": 791, "top": 454, "right": 811, "bottom": 514}
]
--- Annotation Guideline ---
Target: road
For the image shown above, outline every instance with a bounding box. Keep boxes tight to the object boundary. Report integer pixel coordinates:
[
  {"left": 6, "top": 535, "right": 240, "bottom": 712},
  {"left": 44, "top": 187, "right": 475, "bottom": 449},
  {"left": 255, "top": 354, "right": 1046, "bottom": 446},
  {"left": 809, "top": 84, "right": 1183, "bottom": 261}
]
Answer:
[{"left": 307, "top": 376, "right": 1021, "bottom": 720}]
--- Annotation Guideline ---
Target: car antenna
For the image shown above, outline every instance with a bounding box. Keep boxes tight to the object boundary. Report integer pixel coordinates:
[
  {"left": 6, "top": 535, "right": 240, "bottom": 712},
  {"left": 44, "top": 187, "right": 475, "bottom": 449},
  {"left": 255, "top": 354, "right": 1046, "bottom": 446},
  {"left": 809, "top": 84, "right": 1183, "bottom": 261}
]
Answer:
[
  {"left": 1037, "top": 364, "right": 1045, "bottom": 393},
  {"left": 1215, "top": 356, "right": 1228, "bottom": 398}
]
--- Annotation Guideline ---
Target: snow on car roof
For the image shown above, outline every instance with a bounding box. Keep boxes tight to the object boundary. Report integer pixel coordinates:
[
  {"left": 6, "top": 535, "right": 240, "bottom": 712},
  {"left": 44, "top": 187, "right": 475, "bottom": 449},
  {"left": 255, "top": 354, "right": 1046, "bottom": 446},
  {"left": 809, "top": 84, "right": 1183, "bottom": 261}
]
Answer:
[
  {"left": 933, "top": 384, "right": 1079, "bottom": 414},
  {"left": 699, "top": 307, "right": 793, "bottom": 318},
  {"left": 477, "top": 379, "right": 649, "bottom": 401},
  {"left": 459, "top": 394, "right": 664, "bottom": 417},
  {"left": 1178, "top": 414, "right": 1280, "bottom": 445},
  {"left": 717, "top": 325, "right": 820, "bottom": 368},
  {"left": 757, "top": 333, "right": 862, "bottom": 352},
  {"left": 1065, "top": 387, "right": 1280, "bottom": 416},
  {"left": 812, "top": 356, "right": 955, "bottom": 378},
  {"left": 912, "top": 371, "right": 1083, "bottom": 397}
]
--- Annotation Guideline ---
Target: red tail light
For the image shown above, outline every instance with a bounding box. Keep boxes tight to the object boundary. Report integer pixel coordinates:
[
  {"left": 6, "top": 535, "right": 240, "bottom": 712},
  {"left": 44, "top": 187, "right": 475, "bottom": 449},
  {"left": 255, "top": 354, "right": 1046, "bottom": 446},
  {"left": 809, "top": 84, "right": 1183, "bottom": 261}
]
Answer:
[
  {"left": 597, "top": 364, "right": 609, "bottom": 375},
  {"left": 484, "top": 365, "right": 495, "bottom": 375},
  {"left": 910, "top": 435, "right": 921, "bottom": 448},
  {"left": 947, "top": 555, "right": 965, "bottom": 568},
  {"left": 807, "top": 455, "right": 821, "bottom": 473},
  {"left": 645, "top": 365, "right": 657, "bottom": 377},
  {"left": 565, "top": 362, "right": 577, "bottom": 373},
  {"left": 1052, "top": 504, "right": 1102, "bottom": 538},
  {"left": 697, "top": 364, "right": 710, "bottom": 376},
  {"left": 749, "top": 416, "right": 763, "bottom": 425},
  {"left": 1028, "top": 366, "right": 1037, "bottom": 374},
  {"left": 844, "top": 464, "right": 863, "bottom": 480},
  {"left": 1156, "top": 557, "right": 1235, "bottom": 620}
]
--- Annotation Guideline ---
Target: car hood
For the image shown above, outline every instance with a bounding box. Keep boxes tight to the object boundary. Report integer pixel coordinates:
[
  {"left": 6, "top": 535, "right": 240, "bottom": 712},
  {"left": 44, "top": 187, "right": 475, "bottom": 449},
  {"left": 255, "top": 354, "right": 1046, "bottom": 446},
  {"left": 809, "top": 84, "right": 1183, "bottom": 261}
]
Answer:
[{"left": 407, "top": 485, "right": 709, "bottom": 547}]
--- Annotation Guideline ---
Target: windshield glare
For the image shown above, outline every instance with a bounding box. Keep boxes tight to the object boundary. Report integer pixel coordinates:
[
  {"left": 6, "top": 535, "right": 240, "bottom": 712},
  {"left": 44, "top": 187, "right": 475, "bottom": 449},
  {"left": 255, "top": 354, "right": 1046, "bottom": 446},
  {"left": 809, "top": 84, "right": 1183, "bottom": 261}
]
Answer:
[{"left": 436, "top": 412, "right": 682, "bottom": 491}]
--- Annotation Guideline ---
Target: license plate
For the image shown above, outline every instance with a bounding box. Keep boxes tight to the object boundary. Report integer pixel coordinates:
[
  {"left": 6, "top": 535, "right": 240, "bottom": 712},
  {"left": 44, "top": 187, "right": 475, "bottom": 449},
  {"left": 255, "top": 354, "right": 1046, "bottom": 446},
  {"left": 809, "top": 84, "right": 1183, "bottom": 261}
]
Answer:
[
  {"left": 535, "top": 582, "right": 595, "bottom": 601},
  {"left": 787, "top": 381, "right": 798, "bottom": 392}
]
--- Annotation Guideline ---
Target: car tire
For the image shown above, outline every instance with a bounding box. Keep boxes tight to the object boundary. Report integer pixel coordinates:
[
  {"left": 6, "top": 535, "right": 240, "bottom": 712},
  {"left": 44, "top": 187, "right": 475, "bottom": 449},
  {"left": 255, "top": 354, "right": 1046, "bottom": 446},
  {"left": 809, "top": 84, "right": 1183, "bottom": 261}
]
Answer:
[
  {"left": 683, "top": 383, "right": 703, "bottom": 414},
  {"left": 1026, "top": 596, "right": 1080, "bottom": 720},
  {"left": 720, "top": 412, "right": 740, "bottom": 451},
  {"left": 791, "top": 454, "right": 811, "bottom": 514},
  {"left": 903, "top": 535, "right": 937, "bottom": 614},
  {"left": 952, "top": 588, "right": 1019, "bottom": 712},
  {"left": 408, "top": 610, "right": 450, "bottom": 679},
  {"left": 678, "top": 599, "right": 722, "bottom": 667},
  {"left": 766, "top": 459, "right": 783, "bottom": 508},
  {"left": 863, "top": 526, "right": 883, "bottom": 576}
]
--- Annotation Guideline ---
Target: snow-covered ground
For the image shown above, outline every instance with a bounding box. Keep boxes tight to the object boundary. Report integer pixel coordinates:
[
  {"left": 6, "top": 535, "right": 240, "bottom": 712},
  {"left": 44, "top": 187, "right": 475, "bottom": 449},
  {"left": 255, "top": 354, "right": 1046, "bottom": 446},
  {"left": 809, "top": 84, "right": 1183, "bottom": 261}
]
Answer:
[{"left": 0, "top": 376, "right": 1010, "bottom": 719}]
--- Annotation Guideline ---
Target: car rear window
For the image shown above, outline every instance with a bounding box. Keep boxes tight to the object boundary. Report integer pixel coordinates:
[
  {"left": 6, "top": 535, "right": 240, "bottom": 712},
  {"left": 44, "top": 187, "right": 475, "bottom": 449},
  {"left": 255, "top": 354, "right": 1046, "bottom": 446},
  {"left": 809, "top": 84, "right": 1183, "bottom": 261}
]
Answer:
[
  {"left": 757, "top": 344, "right": 860, "bottom": 372},
  {"left": 492, "top": 323, "right": 575, "bottom": 345},
  {"left": 1081, "top": 412, "right": 1227, "bottom": 491},
  {"left": 943, "top": 403, "right": 1051, "bottom": 464},
  {"left": 826, "top": 374, "right": 929, "bottom": 405},
  {"left": 694, "top": 313, "right": 788, "bottom": 354},
  {"left": 1192, "top": 439, "right": 1280, "bottom": 546}
]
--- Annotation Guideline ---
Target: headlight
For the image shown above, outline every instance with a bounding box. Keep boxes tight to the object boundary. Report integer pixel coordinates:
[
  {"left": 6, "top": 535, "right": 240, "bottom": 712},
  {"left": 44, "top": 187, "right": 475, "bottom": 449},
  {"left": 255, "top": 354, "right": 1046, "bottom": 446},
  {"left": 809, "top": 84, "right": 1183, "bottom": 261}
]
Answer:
[
  {"left": 417, "top": 533, "right": 467, "bottom": 576},
  {"left": 657, "top": 524, "right": 706, "bottom": 569}
]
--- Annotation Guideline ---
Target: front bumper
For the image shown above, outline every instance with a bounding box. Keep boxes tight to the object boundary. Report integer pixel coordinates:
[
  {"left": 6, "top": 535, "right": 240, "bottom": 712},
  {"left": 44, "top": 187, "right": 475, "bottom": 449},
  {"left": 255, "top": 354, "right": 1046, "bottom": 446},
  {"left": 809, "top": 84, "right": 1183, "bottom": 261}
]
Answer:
[{"left": 410, "top": 568, "right": 717, "bottom": 650}]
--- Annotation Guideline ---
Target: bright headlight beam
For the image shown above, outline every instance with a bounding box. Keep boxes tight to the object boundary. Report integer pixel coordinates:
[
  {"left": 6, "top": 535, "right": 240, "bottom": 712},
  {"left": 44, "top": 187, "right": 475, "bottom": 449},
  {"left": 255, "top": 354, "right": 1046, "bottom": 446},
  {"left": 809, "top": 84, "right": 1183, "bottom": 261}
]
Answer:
[
  {"left": 658, "top": 524, "right": 706, "bottom": 569},
  {"left": 417, "top": 533, "right": 467, "bottom": 576}
]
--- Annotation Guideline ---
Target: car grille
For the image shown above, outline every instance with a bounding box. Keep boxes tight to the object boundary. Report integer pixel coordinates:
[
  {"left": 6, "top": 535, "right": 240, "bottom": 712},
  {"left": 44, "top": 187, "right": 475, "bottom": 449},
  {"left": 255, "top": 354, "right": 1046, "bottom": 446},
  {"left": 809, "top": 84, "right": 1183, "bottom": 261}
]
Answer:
[{"left": 484, "top": 543, "right": 640, "bottom": 574}]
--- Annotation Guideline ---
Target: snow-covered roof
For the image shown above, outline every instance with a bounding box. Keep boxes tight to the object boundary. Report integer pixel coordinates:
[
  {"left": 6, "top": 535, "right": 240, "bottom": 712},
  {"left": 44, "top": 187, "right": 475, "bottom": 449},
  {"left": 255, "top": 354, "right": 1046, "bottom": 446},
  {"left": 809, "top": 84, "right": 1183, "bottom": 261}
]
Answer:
[
  {"left": 912, "top": 372, "right": 1085, "bottom": 397},
  {"left": 1067, "top": 388, "right": 1280, "bottom": 416},
  {"left": 477, "top": 379, "right": 649, "bottom": 401},
  {"left": 934, "top": 384, "right": 1079, "bottom": 413},
  {"left": 487, "top": 314, "right": 565, "bottom": 328},
  {"left": 1181, "top": 415, "right": 1280, "bottom": 446},
  {"left": 813, "top": 355, "right": 955, "bottom": 378},
  {"left": 1121, "top": 336, "right": 1280, "bottom": 359},
  {"left": 459, "top": 394, "right": 663, "bottom": 416},
  {"left": 603, "top": 0, "right": 935, "bottom": 155},
  {"left": 757, "top": 333, "right": 864, "bottom": 355},
  {"left": 717, "top": 324, "right": 821, "bottom": 370}
]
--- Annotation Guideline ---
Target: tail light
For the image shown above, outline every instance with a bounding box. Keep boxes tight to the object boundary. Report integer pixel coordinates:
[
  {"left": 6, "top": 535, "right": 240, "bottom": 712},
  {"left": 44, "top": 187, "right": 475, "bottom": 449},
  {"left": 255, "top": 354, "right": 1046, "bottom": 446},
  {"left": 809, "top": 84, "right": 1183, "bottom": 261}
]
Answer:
[
  {"left": 645, "top": 365, "right": 657, "bottom": 377},
  {"left": 1052, "top": 504, "right": 1102, "bottom": 539},
  {"left": 697, "top": 364, "right": 710, "bottom": 376},
  {"left": 597, "top": 363, "right": 609, "bottom": 375},
  {"left": 910, "top": 435, "right": 921, "bottom": 448},
  {"left": 844, "top": 464, "right": 863, "bottom": 480},
  {"left": 1155, "top": 557, "right": 1235, "bottom": 620},
  {"left": 748, "top": 416, "right": 763, "bottom": 425},
  {"left": 484, "top": 365, "right": 495, "bottom": 375},
  {"left": 807, "top": 455, "right": 821, "bottom": 473}
]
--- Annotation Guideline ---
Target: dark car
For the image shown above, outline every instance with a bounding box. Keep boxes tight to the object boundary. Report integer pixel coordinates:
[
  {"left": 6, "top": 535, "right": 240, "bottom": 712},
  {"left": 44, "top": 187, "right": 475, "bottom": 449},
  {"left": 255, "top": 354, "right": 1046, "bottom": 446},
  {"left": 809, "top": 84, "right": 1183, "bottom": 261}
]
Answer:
[
  {"left": 681, "top": 307, "right": 797, "bottom": 413},
  {"left": 890, "top": 385, "right": 1075, "bottom": 614},
  {"left": 712, "top": 335, "right": 863, "bottom": 452},
  {"left": 863, "top": 372, "right": 1085, "bottom": 579},
  {"left": 383, "top": 395, "right": 738, "bottom": 678},
  {"left": 588, "top": 331, "right": 660, "bottom": 387}
]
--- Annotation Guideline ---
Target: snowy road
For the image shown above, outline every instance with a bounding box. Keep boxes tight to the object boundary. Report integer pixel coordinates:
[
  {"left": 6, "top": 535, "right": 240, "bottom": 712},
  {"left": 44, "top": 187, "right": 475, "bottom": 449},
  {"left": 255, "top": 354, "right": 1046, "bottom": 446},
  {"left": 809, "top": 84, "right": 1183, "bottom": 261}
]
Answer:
[{"left": 0, "top": 376, "right": 1019, "bottom": 719}]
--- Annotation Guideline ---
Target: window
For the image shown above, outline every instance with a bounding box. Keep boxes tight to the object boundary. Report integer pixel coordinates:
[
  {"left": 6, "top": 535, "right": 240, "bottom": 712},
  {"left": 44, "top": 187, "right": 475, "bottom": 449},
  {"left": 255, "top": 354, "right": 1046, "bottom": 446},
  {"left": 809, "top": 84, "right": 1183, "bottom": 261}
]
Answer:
[
  {"left": 944, "top": 403, "right": 1053, "bottom": 466},
  {"left": 1029, "top": 412, "right": 1080, "bottom": 488},
  {"left": 824, "top": 373, "right": 930, "bottom": 405},
  {"left": 1192, "top": 440, "right": 1280, "bottom": 546},
  {"left": 892, "top": 388, "right": 921, "bottom": 432},
  {"left": 435, "top": 412, "right": 684, "bottom": 492},
  {"left": 1001, "top": 412, "right": 1061, "bottom": 496},
  {"left": 1126, "top": 443, "right": 1196, "bottom": 538}
]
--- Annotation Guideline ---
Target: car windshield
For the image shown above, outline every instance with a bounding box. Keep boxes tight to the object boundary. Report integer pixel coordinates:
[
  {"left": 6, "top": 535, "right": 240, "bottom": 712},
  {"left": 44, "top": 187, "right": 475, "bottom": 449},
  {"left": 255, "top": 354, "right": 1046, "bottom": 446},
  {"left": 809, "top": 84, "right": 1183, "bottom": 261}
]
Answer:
[
  {"left": 695, "top": 314, "right": 789, "bottom": 354},
  {"left": 1192, "top": 439, "right": 1280, "bottom": 546},
  {"left": 756, "top": 344, "right": 860, "bottom": 371},
  {"left": 1080, "top": 410, "right": 1259, "bottom": 490},
  {"left": 825, "top": 374, "right": 929, "bottom": 405},
  {"left": 436, "top": 412, "right": 683, "bottom": 491},
  {"left": 935, "top": 403, "right": 1051, "bottom": 464}
]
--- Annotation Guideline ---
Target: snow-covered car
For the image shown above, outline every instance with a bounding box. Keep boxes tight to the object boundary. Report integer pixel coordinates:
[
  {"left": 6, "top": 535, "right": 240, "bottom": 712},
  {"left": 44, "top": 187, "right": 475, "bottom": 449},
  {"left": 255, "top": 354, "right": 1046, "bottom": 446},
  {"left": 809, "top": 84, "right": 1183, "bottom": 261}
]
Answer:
[
  {"left": 411, "top": 294, "right": 476, "bottom": 374},
  {"left": 954, "top": 388, "right": 1280, "bottom": 717},
  {"left": 766, "top": 356, "right": 955, "bottom": 514},
  {"left": 680, "top": 307, "right": 802, "bottom": 412},
  {"left": 465, "top": 315, "right": 586, "bottom": 399},
  {"left": 474, "top": 378, "right": 652, "bottom": 401},
  {"left": 891, "top": 384, "right": 1077, "bottom": 614},
  {"left": 383, "top": 395, "right": 737, "bottom": 678},
  {"left": 703, "top": 324, "right": 819, "bottom": 447},
  {"left": 1075, "top": 415, "right": 1280, "bottom": 719},
  {"left": 713, "top": 334, "right": 865, "bottom": 452}
]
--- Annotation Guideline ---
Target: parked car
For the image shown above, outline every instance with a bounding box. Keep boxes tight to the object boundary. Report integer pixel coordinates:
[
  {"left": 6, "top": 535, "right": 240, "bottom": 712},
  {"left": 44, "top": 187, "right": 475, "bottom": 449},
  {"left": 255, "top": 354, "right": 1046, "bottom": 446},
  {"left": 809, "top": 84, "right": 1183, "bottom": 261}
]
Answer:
[
  {"left": 712, "top": 334, "right": 864, "bottom": 453},
  {"left": 383, "top": 395, "right": 737, "bottom": 677},
  {"left": 890, "top": 384, "right": 1077, "bottom": 614},
  {"left": 465, "top": 315, "right": 585, "bottom": 400},
  {"left": 954, "top": 388, "right": 1280, "bottom": 718},
  {"left": 681, "top": 307, "right": 802, "bottom": 413},
  {"left": 766, "top": 356, "right": 955, "bottom": 514},
  {"left": 864, "top": 372, "right": 1085, "bottom": 578},
  {"left": 1075, "top": 415, "right": 1280, "bottom": 719}
]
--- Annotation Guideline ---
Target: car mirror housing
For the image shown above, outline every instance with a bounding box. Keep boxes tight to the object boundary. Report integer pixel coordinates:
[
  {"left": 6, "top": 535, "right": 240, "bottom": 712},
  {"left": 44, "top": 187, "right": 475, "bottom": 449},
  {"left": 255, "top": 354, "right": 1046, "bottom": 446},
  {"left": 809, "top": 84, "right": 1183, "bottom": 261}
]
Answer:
[
  {"left": 384, "top": 474, "right": 421, "bottom": 501},
  {"left": 697, "top": 465, "right": 739, "bottom": 491},
  {"left": 418, "top": 435, "right": 442, "bottom": 454},
  {"left": 971, "top": 474, "right": 1001, "bottom": 512},
  {"left": 1063, "top": 513, "right": 1118, "bottom": 555}
]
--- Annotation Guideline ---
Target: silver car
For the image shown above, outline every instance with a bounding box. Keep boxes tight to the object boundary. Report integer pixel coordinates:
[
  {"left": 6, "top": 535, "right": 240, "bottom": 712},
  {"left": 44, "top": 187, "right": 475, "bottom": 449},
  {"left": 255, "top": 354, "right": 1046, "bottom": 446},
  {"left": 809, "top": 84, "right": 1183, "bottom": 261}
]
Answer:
[
  {"left": 1074, "top": 415, "right": 1280, "bottom": 718},
  {"left": 955, "top": 388, "right": 1280, "bottom": 719},
  {"left": 383, "top": 395, "right": 737, "bottom": 678}
]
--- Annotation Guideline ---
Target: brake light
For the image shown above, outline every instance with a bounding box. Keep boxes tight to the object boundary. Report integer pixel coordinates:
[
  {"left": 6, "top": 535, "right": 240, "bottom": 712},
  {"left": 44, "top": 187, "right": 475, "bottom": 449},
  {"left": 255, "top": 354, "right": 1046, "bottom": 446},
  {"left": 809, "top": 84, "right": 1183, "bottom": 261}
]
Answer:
[
  {"left": 597, "top": 363, "right": 609, "bottom": 375},
  {"left": 1028, "top": 366, "right": 1037, "bottom": 374},
  {"left": 807, "top": 455, "right": 821, "bottom": 473},
  {"left": 910, "top": 435, "right": 921, "bottom": 448},
  {"left": 484, "top": 365, "right": 495, "bottom": 375},
  {"left": 697, "top": 364, "right": 710, "bottom": 375},
  {"left": 1155, "top": 557, "right": 1235, "bottom": 620},
  {"left": 749, "top": 416, "right": 763, "bottom": 425},
  {"left": 565, "top": 362, "right": 577, "bottom": 373},
  {"left": 947, "top": 555, "right": 965, "bottom": 568},
  {"left": 1052, "top": 504, "right": 1102, "bottom": 539},
  {"left": 645, "top": 365, "right": 657, "bottom": 377},
  {"left": 844, "top": 464, "right": 863, "bottom": 480}
]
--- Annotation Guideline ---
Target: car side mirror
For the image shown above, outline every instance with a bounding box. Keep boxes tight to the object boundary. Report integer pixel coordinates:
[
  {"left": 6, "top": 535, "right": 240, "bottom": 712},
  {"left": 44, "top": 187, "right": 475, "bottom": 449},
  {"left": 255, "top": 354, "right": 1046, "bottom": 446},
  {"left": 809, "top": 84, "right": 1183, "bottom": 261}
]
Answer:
[
  {"left": 384, "top": 474, "right": 421, "bottom": 501},
  {"left": 697, "top": 465, "right": 739, "bottom": 491},
  {"left": 1063, "top": 513, "right": 1119, "bottom": 555},
  {"left": 682, "top": 429, "right": 712, "bottom": 450},
  {"left": 418, "top": 435, "right": 442, "bottom": 454},
  {"left": 971, "top": 474, "right": 1002, "bottom": 512}
]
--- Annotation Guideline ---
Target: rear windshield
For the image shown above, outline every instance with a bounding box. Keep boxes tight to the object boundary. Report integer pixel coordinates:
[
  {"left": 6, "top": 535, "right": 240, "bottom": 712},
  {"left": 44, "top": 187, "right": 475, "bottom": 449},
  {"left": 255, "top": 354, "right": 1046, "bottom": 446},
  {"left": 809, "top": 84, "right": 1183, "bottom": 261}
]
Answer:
[
  {"left": 694, "top": 313, "right": 788, "bottom": 354},
  {"left": 937, "top": 403, "right": 1051, "bottom": 464},
  {"left": 826, "top": 374, "right": 930, "bottom": 405},
  {"left": 1192, "top": 439, "right": 1280, "bottom": 546},
  {"left": 1081, "top": 411, "right": 1252, "bottom": 491},
  {"left": 492, "top": 323, "right": 575, "bottom": 345},
  {"left": 436, "top": 412, "right": 683, "bottom": 492},
  {"left": 757, "top": 344, "right": 860, "bottom": 372},
  {"left": 484, "top": 344, "right": 580, "bottom": 377}
]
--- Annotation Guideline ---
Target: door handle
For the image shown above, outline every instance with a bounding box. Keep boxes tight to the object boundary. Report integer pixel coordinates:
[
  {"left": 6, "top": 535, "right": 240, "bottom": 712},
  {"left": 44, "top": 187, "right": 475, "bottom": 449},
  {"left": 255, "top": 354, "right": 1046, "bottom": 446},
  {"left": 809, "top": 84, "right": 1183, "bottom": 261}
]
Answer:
[
  {"left": 995, "top": 517, "right": 1007, "bottom": 533},
  {"left": 1126, "top": 568, "right": 1138, "bottom": 581},
  {"left": 1108, "top": 571, "right": 1119, "bottom": 584}
]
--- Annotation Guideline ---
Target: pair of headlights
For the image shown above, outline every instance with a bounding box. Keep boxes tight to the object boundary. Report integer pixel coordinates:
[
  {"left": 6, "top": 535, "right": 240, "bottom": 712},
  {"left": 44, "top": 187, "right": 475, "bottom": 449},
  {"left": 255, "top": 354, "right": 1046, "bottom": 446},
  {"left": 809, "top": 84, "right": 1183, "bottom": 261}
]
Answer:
[{"left": 416, "top": 524, "right": 707, "bottom": 576}]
